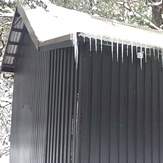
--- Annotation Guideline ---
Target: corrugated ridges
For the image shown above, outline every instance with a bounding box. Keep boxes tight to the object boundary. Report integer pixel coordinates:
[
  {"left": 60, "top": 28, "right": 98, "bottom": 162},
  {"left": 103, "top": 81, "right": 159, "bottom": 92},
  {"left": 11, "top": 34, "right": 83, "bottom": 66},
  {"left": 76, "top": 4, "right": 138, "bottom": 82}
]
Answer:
[{"left": 78, "top": 38, "right": 163, "bottom": 163}]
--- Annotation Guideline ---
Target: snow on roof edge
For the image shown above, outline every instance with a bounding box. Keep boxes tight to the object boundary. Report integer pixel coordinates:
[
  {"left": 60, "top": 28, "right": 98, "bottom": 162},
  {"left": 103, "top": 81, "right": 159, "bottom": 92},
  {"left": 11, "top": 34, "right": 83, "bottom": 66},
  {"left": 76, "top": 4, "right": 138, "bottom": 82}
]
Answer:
[
  {"left": 16, "top": 2, "right": 163, "bottom": 49},
  {"left": 17, "top": 6, "right": 39, "bottom": 49},
  {"left": 17, "top": 6, "right": 75, "bottom": 49}
]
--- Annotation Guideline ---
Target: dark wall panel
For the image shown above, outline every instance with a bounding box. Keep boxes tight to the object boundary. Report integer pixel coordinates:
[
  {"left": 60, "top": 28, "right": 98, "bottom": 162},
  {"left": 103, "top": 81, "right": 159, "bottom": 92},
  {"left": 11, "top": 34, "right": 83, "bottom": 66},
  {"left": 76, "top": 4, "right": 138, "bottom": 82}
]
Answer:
[
  {"left": 45, "top": 47, "right": 76, "bottom": 163},
  {"left": 78, "top": 39, "right": 163, "bottom": 163},
  {"left": 10, "top": 31, "right": 50, "bottom": 163},
  {"left": 10, "top": 32, "right": 163, "bottom": 163},
  {"left": 10, "top": 29, "right": 77, "bottom": 163}
]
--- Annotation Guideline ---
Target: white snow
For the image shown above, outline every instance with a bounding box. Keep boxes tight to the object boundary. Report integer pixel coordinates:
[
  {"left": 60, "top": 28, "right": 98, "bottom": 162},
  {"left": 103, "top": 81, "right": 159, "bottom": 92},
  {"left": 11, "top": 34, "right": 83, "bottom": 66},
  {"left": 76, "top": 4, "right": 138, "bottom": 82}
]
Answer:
[
  {"left": 21, "top": 0, "right": 163, "bottom": 49},
  {"left": 0, "top": 155, "right": 9, "bottom": 163}
]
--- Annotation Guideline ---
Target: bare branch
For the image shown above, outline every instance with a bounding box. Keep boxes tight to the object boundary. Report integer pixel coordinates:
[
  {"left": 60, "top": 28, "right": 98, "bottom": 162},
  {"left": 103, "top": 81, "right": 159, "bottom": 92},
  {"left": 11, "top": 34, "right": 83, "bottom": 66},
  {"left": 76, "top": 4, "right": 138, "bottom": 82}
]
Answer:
[
  {"left": 148, "top": 0, "right": 163, "bottom": 6},
  {"left": 0, "top": 31, "right": 5, "bottom": 57},
  {"left": 117, "top": 1, "right": 161, "bottom": 30}
]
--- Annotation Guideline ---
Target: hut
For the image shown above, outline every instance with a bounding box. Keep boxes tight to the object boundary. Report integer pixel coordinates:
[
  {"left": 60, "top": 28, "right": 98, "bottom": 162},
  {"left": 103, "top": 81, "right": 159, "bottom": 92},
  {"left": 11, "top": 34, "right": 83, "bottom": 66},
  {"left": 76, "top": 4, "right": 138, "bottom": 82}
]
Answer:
[{"left": 2, "top": 1, "right": 163, "bottom": 163}]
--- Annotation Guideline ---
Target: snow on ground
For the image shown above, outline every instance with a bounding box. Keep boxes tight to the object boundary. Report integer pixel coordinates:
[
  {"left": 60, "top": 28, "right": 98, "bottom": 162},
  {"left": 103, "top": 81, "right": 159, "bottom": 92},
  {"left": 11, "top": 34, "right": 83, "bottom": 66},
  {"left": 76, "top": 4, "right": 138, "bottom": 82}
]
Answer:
[{"left": 0, "top": 155, "right": 9, "bottom": 163}]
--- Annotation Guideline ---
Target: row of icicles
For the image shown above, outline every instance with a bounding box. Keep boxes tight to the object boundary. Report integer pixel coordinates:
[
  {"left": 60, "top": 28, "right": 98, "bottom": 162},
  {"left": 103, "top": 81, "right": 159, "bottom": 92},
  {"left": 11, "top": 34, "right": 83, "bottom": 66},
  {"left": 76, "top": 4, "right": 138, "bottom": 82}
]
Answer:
[{"left": 73, "top": 34, "right": 163, "bottom": 70}]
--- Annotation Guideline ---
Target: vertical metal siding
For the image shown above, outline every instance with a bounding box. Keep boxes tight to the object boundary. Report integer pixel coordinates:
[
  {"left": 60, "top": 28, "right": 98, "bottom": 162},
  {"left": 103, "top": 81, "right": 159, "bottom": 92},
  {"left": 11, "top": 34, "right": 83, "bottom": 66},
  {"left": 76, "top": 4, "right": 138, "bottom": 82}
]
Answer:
[
  {"left": 45, "top": 47, "right": 76, "bottom": 163},
  {"left": 78, "top": 38, "right": 163, "bottom": 163},
  {"left": 10, "top": 31, "right": 50, "bottom": 163},
  {"left": 10, "top": 30, "right": 77, "bottom": 163},
  {"left": 10, "top": 32, "right": 163, "bottom": 163}
]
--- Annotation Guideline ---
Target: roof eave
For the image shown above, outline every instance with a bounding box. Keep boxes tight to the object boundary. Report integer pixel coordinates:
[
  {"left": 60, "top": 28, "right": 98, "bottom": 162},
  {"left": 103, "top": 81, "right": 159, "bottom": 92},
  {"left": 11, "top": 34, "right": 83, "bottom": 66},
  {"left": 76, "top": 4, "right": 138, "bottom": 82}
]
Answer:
[
  {"left": 39, "top": 34, "right": 74, "bottom": 51},
  {"left": 17, "top": 6, "right": 39, "bottom": 49}
]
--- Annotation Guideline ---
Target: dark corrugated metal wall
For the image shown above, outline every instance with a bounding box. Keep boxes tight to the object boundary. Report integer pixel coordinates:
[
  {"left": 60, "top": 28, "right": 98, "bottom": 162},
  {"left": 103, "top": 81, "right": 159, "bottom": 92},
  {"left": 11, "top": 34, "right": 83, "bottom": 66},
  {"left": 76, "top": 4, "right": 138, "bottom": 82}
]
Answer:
[
  {"left": 45, "top": 47, "right": 76, "bottom": 163},
  {"left": 10, "top": 31, "right": 163, "bottom": 163},
  {"left": 10, "top": 29, "right": 77, "bottom": 163},
  {"left": 10, "top": 31, "right": 50, "bottom": 163},
  {"left": 78, "top": 38, "right": 163, "bottom": 163}
]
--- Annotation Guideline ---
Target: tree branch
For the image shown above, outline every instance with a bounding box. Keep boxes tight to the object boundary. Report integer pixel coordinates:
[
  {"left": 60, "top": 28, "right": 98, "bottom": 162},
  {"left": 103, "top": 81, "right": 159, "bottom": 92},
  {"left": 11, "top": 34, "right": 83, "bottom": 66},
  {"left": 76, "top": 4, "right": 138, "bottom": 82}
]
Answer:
[
  {"left": 0, "top": 31, "right": 5, "bottom": 57},
  {"left": 148, "top": 0, "right": 163, "bottom": 6},
  {"left": 117, "top": 1, "right": 161, "bottom": 30}
]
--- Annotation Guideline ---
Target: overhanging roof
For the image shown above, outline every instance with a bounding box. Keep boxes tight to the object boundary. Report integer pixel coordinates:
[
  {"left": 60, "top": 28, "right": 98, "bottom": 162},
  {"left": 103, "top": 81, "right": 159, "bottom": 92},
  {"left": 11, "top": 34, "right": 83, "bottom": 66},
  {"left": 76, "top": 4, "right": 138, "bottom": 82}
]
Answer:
[{"left": 2, "top": 0, "right": 163, "bottom": 72}]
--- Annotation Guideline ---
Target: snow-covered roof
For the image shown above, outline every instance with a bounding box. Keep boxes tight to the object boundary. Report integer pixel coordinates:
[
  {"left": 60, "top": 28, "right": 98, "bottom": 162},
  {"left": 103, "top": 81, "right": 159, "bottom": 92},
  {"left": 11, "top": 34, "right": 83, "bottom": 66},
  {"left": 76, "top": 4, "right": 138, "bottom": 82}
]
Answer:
[
  {"left": 2, "top": 0, "right": 163, "bottom": 72},
  {"left": 18, "top": 1, "right": 163, "bottom": 48}
]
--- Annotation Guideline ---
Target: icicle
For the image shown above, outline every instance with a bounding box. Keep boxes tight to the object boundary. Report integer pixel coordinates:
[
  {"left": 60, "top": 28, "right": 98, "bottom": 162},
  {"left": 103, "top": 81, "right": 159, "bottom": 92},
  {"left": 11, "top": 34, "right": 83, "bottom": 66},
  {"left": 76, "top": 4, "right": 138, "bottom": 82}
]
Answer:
[
  {"left": 161, "top": 55, "right": 163, "bottom": 67},
  {"left": 137, "top": 46, "right": 144, "bottom": 70},
  {"left": 83, "top": 35, "right": 86, "bottom": 44},
  {"left": 140, "top": 46, "right": 143, "bottom": 70},
  {"left": 153, "top": 48, "right": 156, "bottom": 57},
  {"left": 126, "top": 44, "right": 128, "bottom": 56},
  {"left": 131, "top": 43, "right": 134, "bottom": 63},
  {"left": 100, "top": 36, "right": 103, "bottom": 52},
  {"left": 140, "top": 58, "right": 143, "bottom": 70},
  {"left": 73, "top": 33, "right": 79, "bottom": 69},
  {"left": 111, "top": 41, "right": 114, "bottom": 59},
  {"left": 157, "top": 48, "right": 160, "bottom": 61},
  {"left": 95, "top": 38, "right": 98, "bottom": 52},
  {"left": 160, "top": 49, "right": 162, "bottom": 62},
  {"left": 145, "top": 47, "right": 147, "bottom": 63},
  {"left": 117, "top": 42, "right": 119, "bottom": 61},
  {"left": 121, "top": 41, "right": 124, "bottom": 63},
  {"left": 161, "top": 49, "right": 163, "bottom": 67},
  {"left": 89, "top": 36, "right": 92, "bottom": 52},
  {"left": 149, "top": 48, "right": 152, "bottom": 57}
]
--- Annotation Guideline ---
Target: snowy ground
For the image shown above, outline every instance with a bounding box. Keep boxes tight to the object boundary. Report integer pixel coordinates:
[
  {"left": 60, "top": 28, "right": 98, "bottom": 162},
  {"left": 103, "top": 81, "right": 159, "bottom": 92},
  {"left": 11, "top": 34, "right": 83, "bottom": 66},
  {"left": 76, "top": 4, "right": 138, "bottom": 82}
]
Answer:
[{"left": 0, "top": 155, "right": 9, "bottom": 163}]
